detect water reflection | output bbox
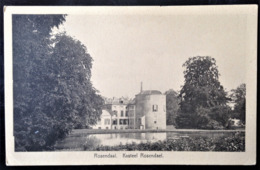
[89,132,167,146]
[166,131,229,139]
[54,131,241,151]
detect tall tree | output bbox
[50,34,104,127]
[176,56,230,129]
[13,15,67,151]
[165,89,180,126]
[230,84,246,124]
[13,15,103,151]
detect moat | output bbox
[54,129,245,151]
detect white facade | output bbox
[111,104,129,130]
[95,91,166,130]
[92,110,112,129]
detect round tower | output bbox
[135,90,166,129]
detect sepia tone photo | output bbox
[4,6,257,165]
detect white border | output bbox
[4,5,257,165]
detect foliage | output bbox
[213,132,245,151]
[176,56,230,129]
[209,105,232,128]
[165,89,180,126]
[50,34,104,127]
[204,119,224,130]
[13,15,103,151]
[175,114,196,129]
[83,136,102,150]
[193,107,211,129]
[84,132,245,152]
[230,84,246,124]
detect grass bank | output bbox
[73,128,245,135]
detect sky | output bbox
[58,12,247,98]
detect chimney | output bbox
[140,82,143,92]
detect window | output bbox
[113,110,117,117]
[112,120,117,125]
[121,110,124,117]
[119,119,128,125]
[120,119,124,125]
[106,127,109,129]
[98,127,101,129]
[125,111,128,117]
[105,119,110,125]
[153,105,158,112]
[163,105,166,112]
[154,121,157,124]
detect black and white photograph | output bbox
[4,6,257,165]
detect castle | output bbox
[92,83,166,130]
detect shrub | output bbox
[175,114,196,129]
[83,136,101,150]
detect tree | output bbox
[230,84,246,124]
[164,89,180,126]
[176,56,230,129]
[13,15,67,151]
[13,15,103,151]
[50,34,104,127]
[209,105,232,129]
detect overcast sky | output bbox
[59,12,247,98]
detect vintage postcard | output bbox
[4,5,257,165]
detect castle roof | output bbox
[104,97,131,105]
[138,90,162,95]
[128,98,136,105]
